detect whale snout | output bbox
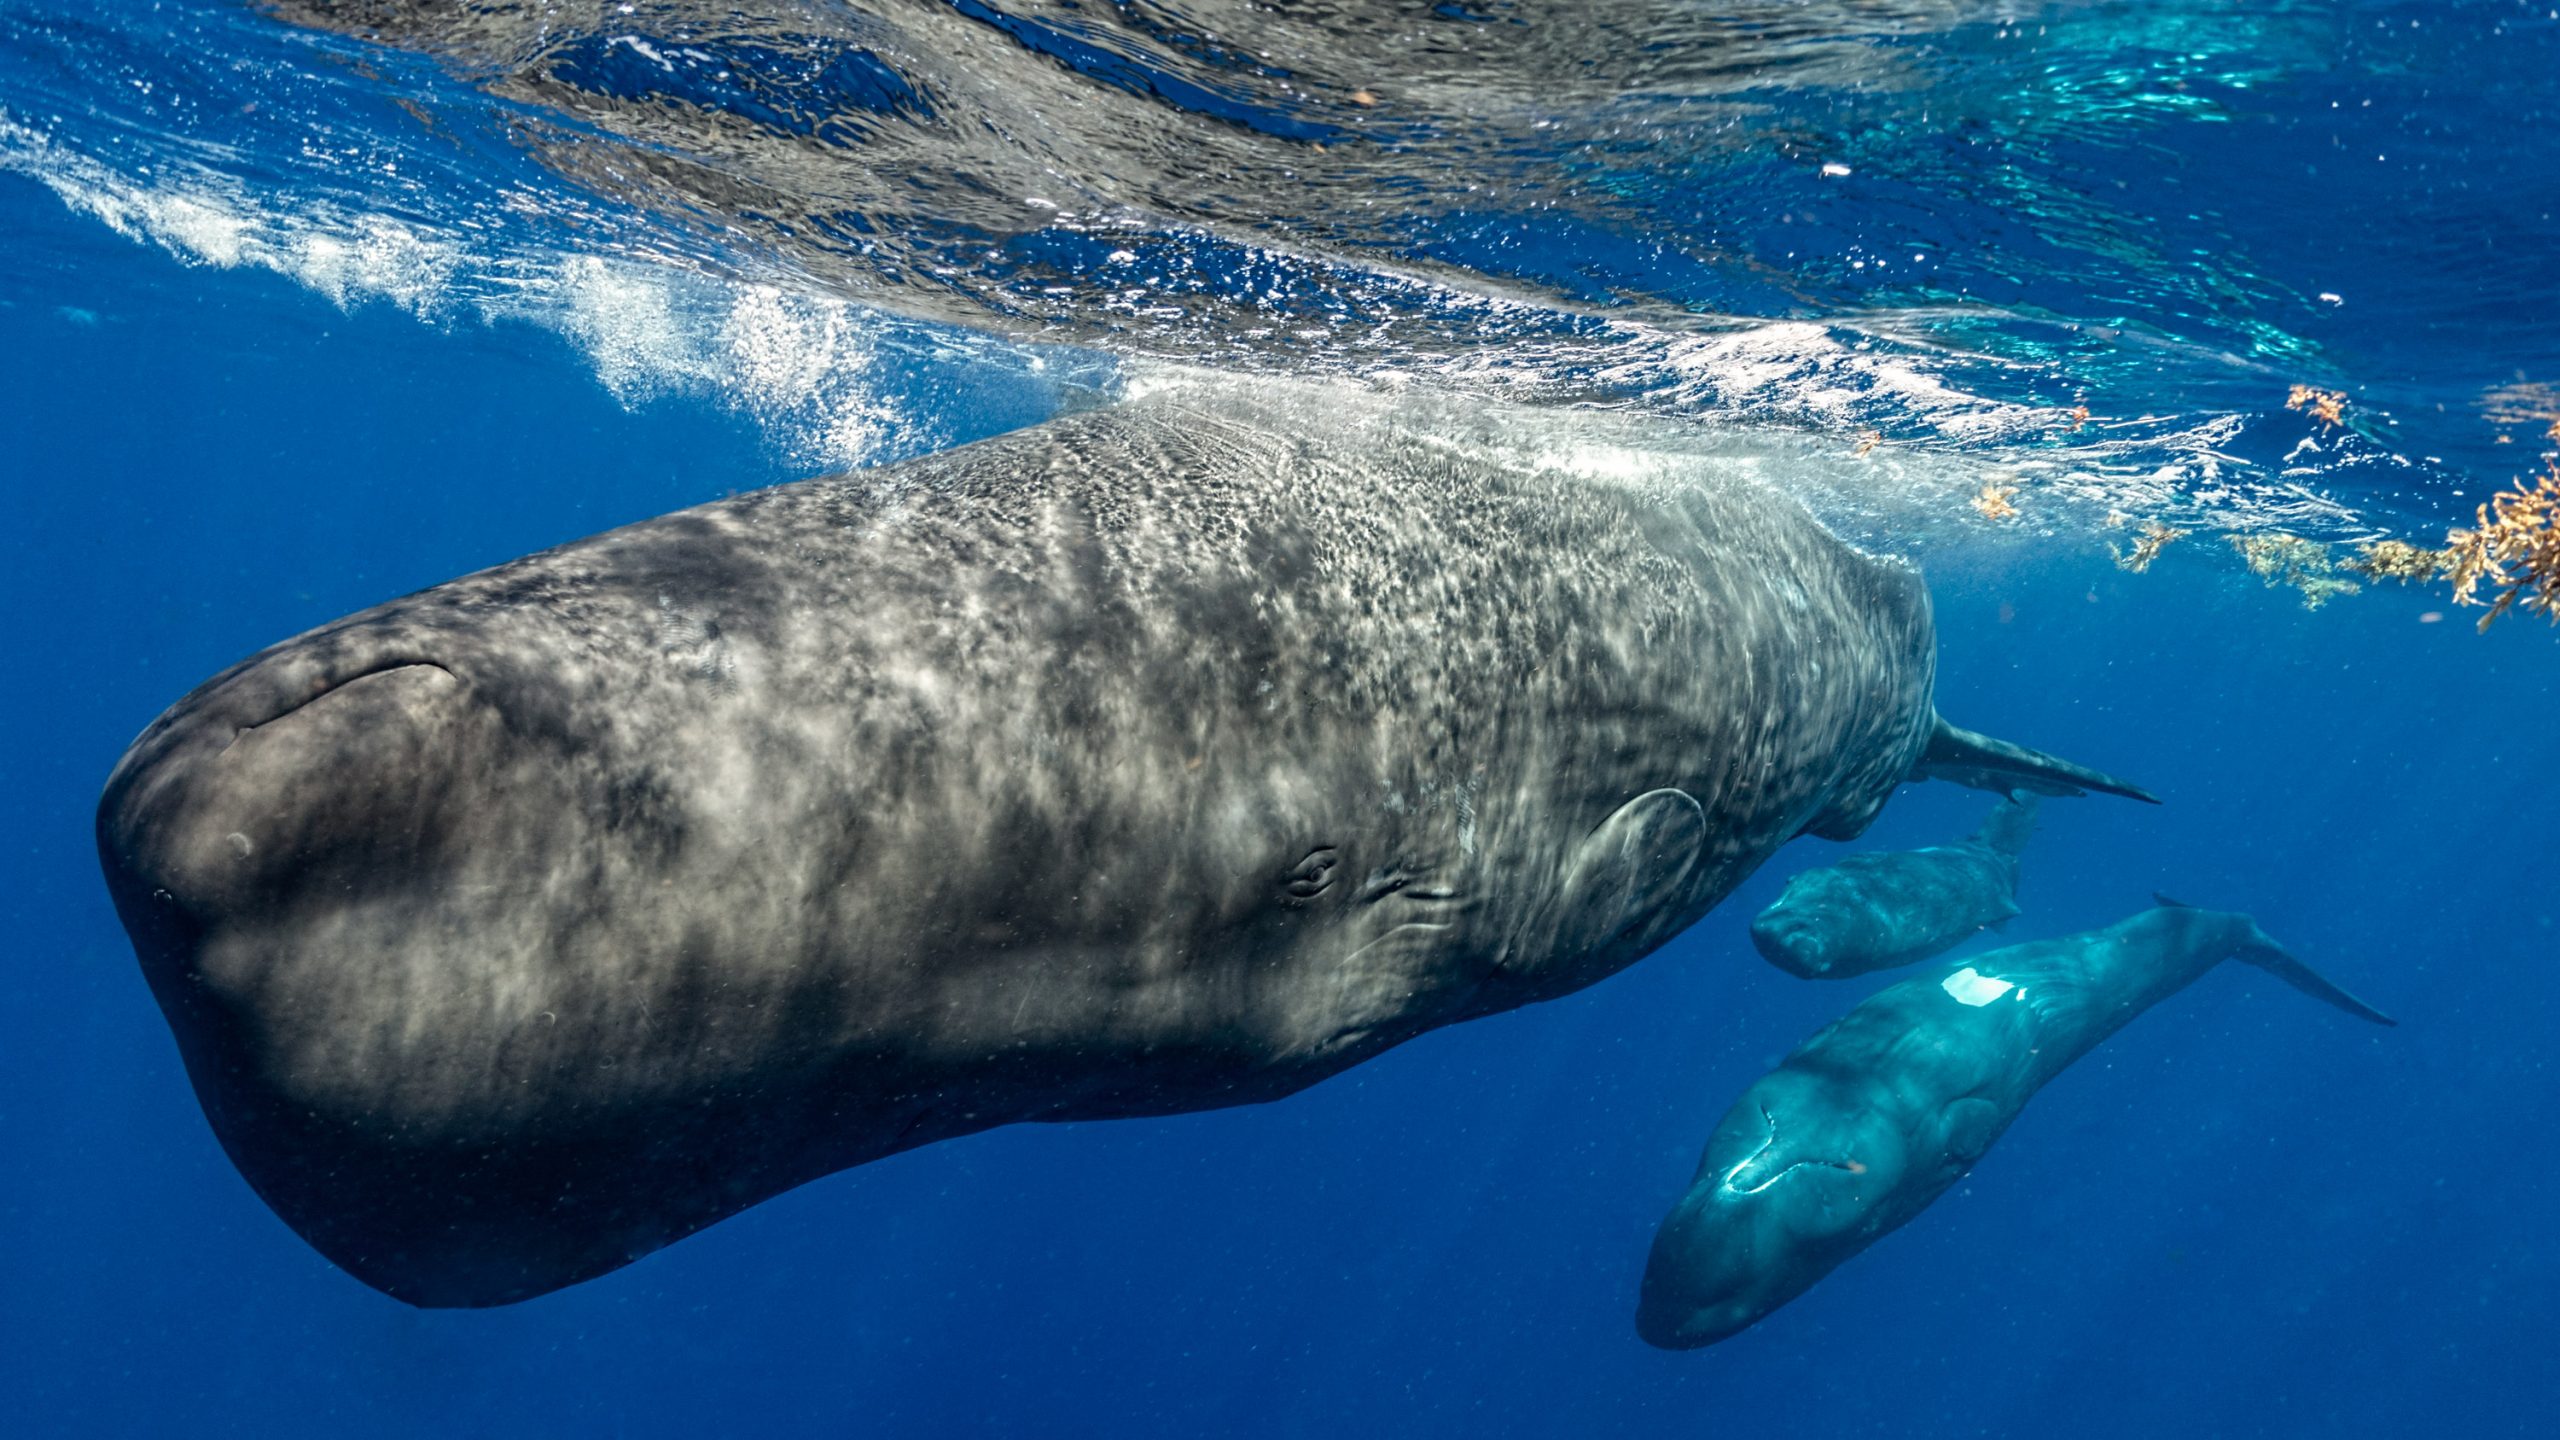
[1638,1079,1911,1349]
[94,614,823,1308]
[1748,909,1830,976]
[1635,1264,1766,1350]
[100,648,478,978]
[96,634,507,1145]
[94,635,607,1305]
[1637,1177,1815,1350]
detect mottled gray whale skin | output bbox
[97,388,2153,1307]
[1749,792,2040,978]
[1637,901,2393,1350]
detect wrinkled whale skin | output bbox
[103,392,2084,1306]
[1638,903,2391,1349]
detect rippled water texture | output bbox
[6,0,2558,554]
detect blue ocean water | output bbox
[3,1,2557,1434]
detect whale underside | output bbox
[97,387,2150,1305]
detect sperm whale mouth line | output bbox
[1723,1104,1871,1194]
[224,660,461,750]
[1722,1104,1788,1194]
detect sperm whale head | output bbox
[1747,875,1858,977]
[92,514,808,1307]
[1636,1071,1910,1349]
[95,597,630,1298]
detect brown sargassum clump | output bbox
[2113,518,2186,574]
[2287,384,2347,428]
[2229,532,2359,610]
[2445,466,2560,630]
[2343,539,2459,585]
[2309,461,2560,632]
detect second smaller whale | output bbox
[1639,899,2393,1350]
[1750,793,2041,978]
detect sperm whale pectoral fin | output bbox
[1939,1096,2007,1168]
[1545,788,1706,969]
[1912,714,2161,805]
[2238,938,2399,1027]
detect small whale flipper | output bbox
[1912,714,2160,804]
[2154,894,2395,1026]
[1551,788,1706,964]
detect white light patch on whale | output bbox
[1721,1105,1787,1195]
[1941,966,2016,1007]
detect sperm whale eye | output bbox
[1282,848,1340,899]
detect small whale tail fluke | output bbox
[2153,893,2398,1026]
[2244,950,2396,1025]
[1912,714,2161,804]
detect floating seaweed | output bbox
[2445,465,2560,631]
[2113,519,2187,574]
[2229,532,2360,610]
[2343,539,2459,586]
[2287,384,2347,428]
[1971,481,2020,522]
[2480,383,2560,442]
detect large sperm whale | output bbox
[1637,899,2392,1350]
[1749,792,2040,978]
[96,387,2154,1307]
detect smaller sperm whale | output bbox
[1637,899,2393,1350]
[1749,793,2040,978]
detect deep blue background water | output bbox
[8,2,2560,1436]
[8,163,2560,1440]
